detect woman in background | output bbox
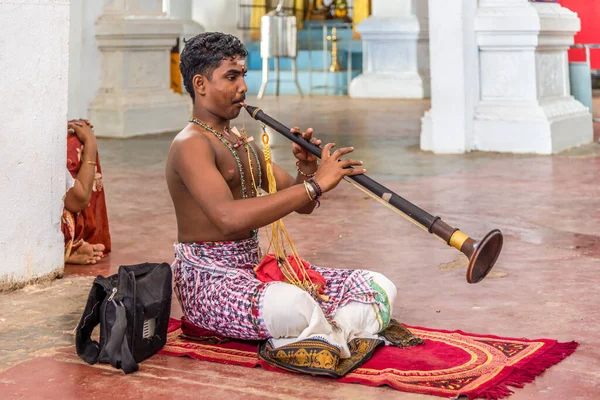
[62,119,111,265]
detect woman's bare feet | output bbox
[92,243,105,254]
[66,242,104,265]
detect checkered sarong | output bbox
[172,237,380,341]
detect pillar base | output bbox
[420,110,468,154]
[474,99,592,154]
[89,90,191,138]
[349,16,429,99]
[350,71,430,99]
[420,0,593,154]
[0,267,64,293]
[473,2,593,154]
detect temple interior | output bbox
[1,1,600,399]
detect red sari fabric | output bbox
[61,134,111,261]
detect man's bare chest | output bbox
[213,139,261,194]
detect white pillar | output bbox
[473,0,592,154]
[420,0,478,153]
[191,0,240,37]
[349,0,430,99]
[89,0,191,138]
[421,0,593,155]
[164,0,204,41]
[0,2,69,290]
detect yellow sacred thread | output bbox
[259,126,323,299]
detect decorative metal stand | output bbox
[327,27,342,72]
[257,2,303,99]
[307,22,353,95]
[257,56,303,99]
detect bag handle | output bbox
[75,276,138,374]
[104,300,139,374]
[75,276,112,365]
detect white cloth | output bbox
[261,271,397,358]
[66,167,75,193]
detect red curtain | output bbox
[558,0,600,69]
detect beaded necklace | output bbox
[189,117,262,237]
[189,117,262,198]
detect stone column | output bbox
[420,0,479,153]
[473,0,592,154]
[0,1,69,290]
[349,0,430,99]
[191,0,241,37]
[164,0,204,42]
[89,0,191,138]
[421,0,593,154]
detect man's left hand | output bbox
[291,127,321,163]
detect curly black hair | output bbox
[180,32,248,101]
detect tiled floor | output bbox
[1,97,599,399]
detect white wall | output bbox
[68,0,104,120]
[0,1,70,288]
[68,0,83,118]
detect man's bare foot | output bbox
[66,242,104,265]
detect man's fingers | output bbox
[344,167,366,176]
[321,143,335,160]
[338,159,363,168]
[302,128,314,140]
[290,127,315,140]
[332,146,354,160]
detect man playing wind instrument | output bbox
[166,32,421,375]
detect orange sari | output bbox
[62,134,111,262]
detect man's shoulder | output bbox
[172,127,215,155]
[168,127,217,173]
[173,126,210,145]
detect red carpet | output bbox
[159,319,577,399]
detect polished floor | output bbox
[1,96,599,399]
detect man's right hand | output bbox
[312,143,365,193]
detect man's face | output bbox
[200,56,247,120]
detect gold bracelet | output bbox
[84,161,97,165]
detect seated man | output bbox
[62,119,111,265]
[167,32,419,369]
